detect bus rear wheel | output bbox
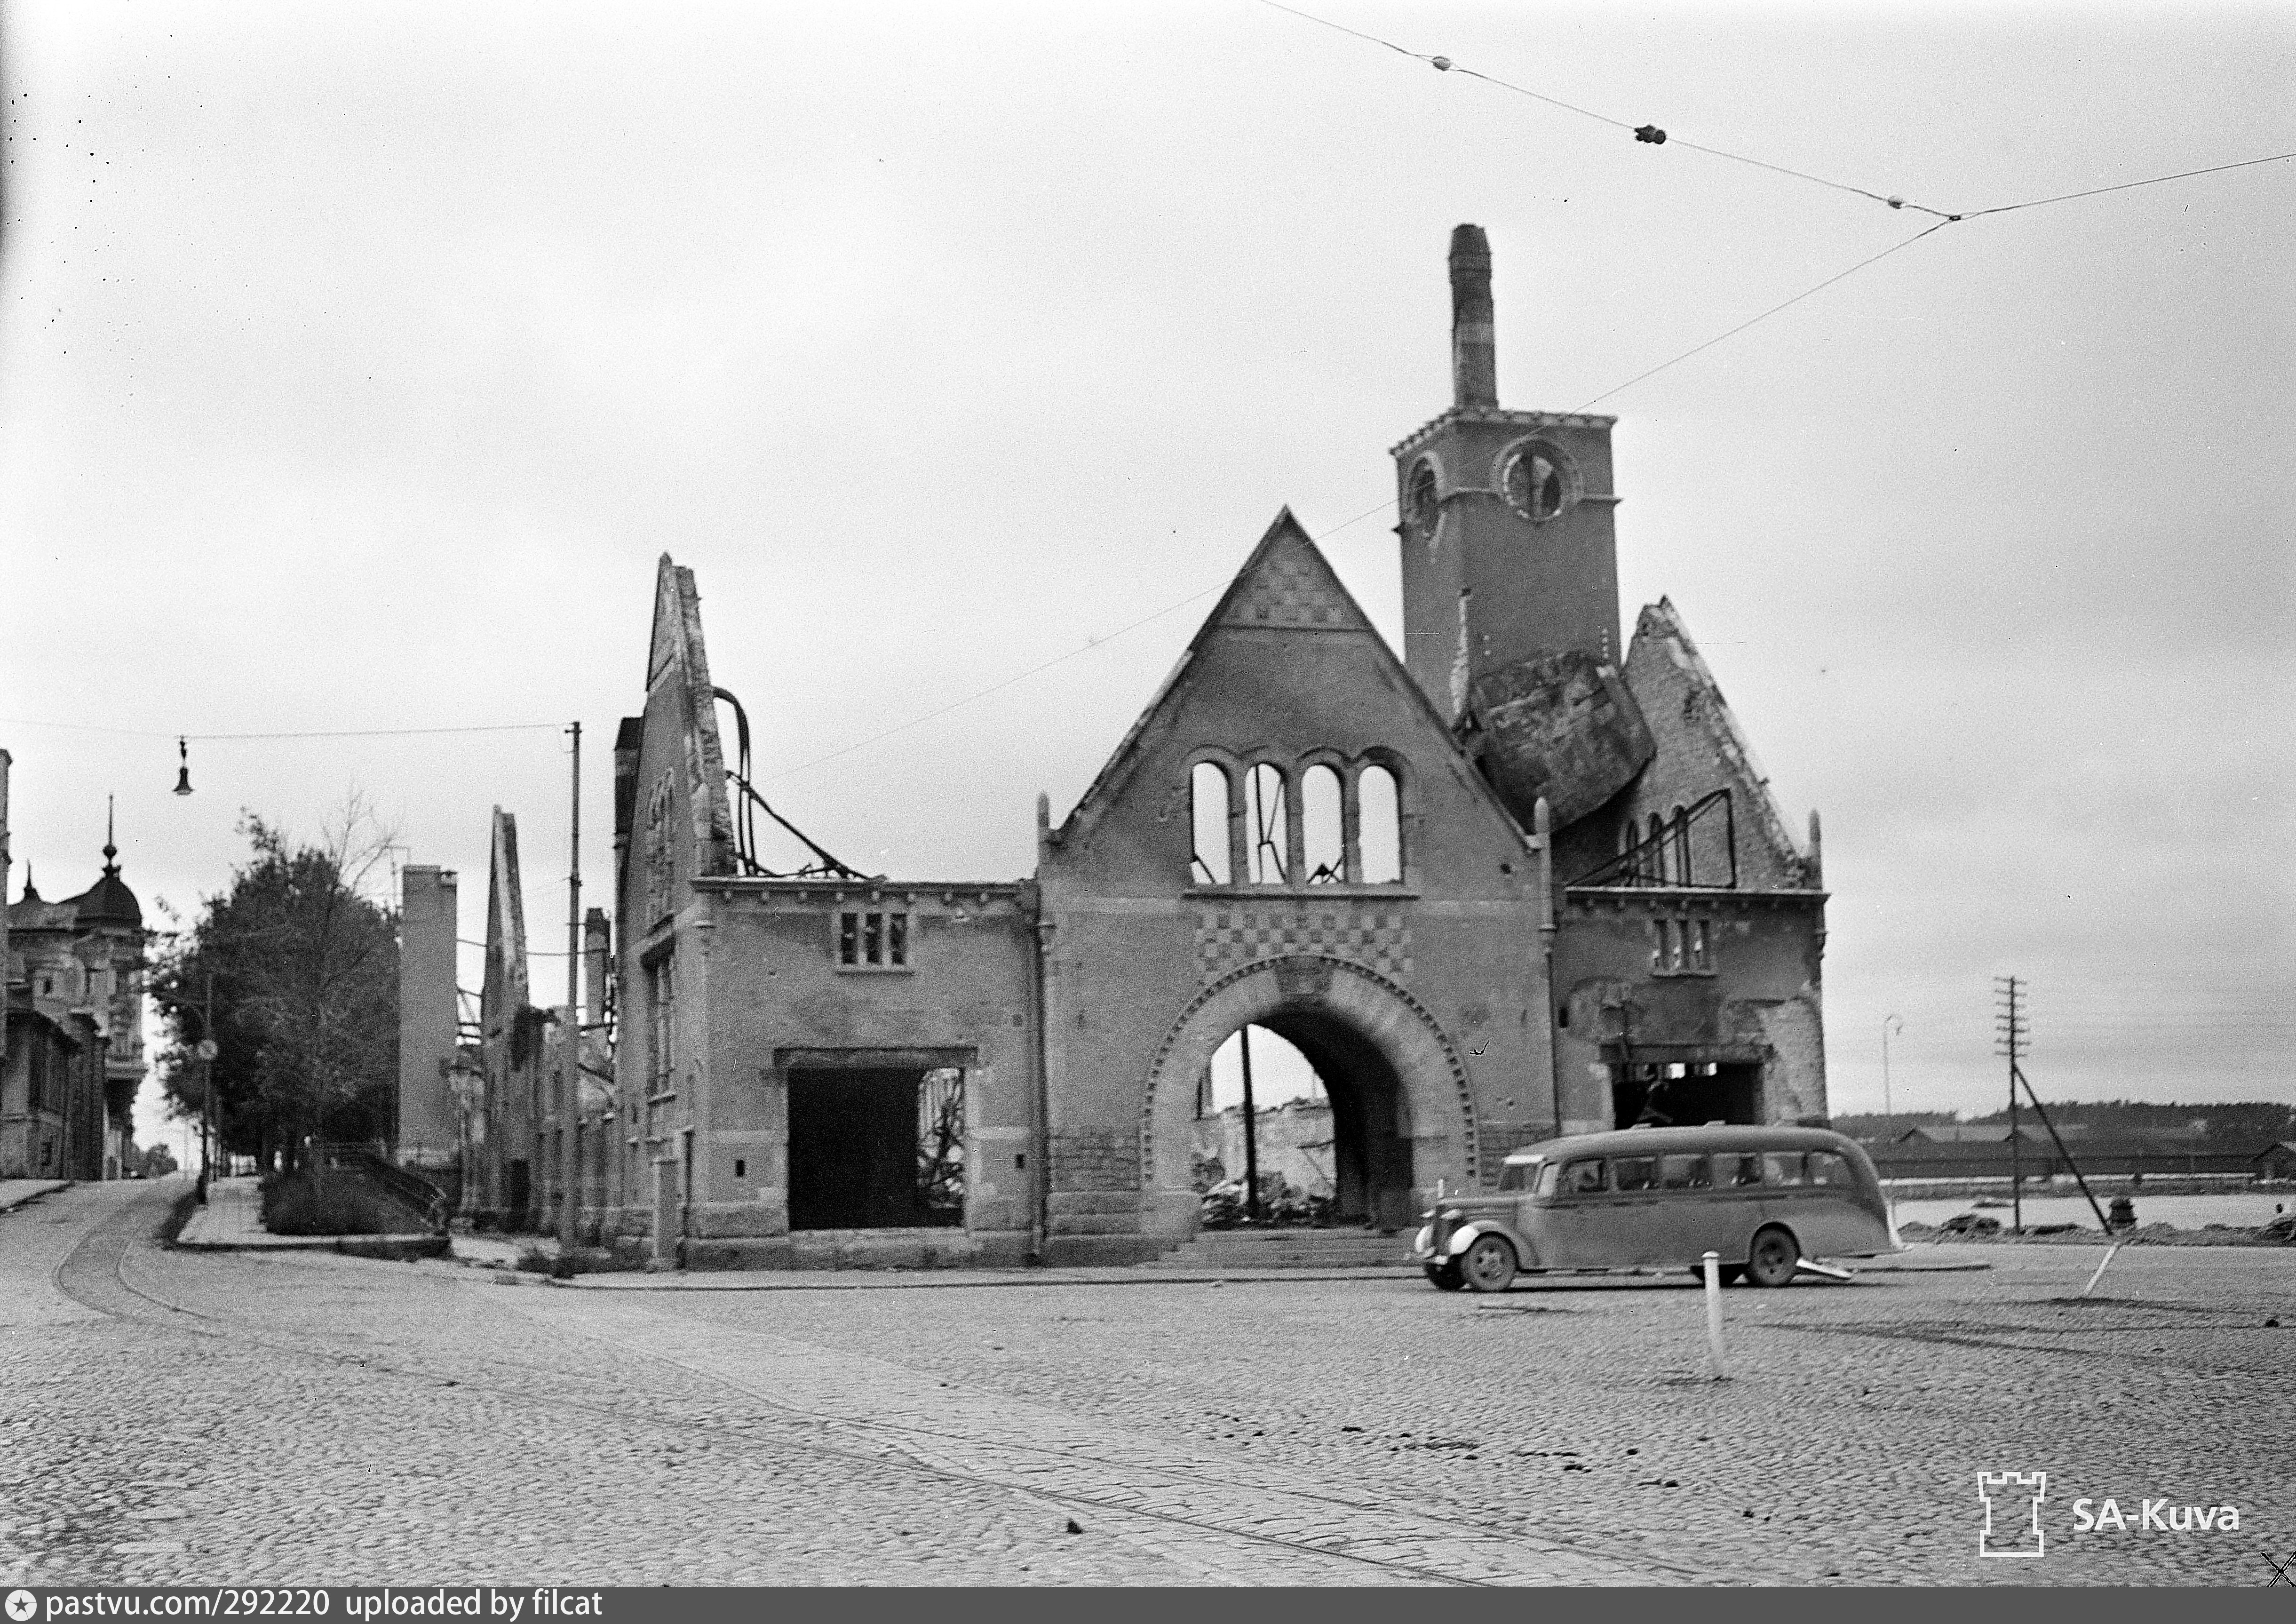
[1461,1234,1518,1294]
[1424,1260,1466,1291]
[1744,1225,1800,1288]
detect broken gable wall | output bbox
[477,808,541,1223]
[1548,600,1828,1128]
[1575,598,1817,890]
[609,559,1038,1269]
[607,557,739,1250]
[1039,514,1556,1259]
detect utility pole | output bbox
[1239,1026,1261,1223]
[195,972,217,1202]
[561,721,581,1254]
[1881,1014,1904,1222]
[1994,976,2028,1231]
[1881,1014,1904,1133]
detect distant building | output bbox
[394,864,462,1171]
[2,814,150,1180]
[1895,1124,2053,1146]
[1191,1094,1337,1202]
[2256,1142,2296,1182]
[1873,1122,2254,1180]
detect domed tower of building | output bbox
[3,804,151,1180]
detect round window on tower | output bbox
[1404,459,1441,543]
[1501,441,1575,523]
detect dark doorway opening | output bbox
[1610,1061,1760,1129]
[787,1067,965,1230]
[506,1158,531,1219]
[1193,1012,1414,1231]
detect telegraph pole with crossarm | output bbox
[1994,976,2029,1231]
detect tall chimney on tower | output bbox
[1449,223,1497,408]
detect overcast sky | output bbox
[3,1,2289,1158]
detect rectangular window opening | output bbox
[835,911,911,969]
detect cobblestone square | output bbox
[5,1181,2288,1587]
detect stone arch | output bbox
[1139,955,1478,1238]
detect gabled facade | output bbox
[598,557,1039,1266]
[1038,511,1554,1249]
[1546,598,1830,1132]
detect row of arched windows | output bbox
[1618,807,1692,885]
[1190,758,1403,887]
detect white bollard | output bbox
[1701,1250,1730,1381]
[2081,1243,2121,1299]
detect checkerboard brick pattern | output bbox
[1195,907,1411,979]
[1221,541,1366,629]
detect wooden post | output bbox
[560,721,581,1255]
[1702,1250,1730,1380]
[1239,1027,1261,1222]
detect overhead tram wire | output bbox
[1254,0,2295,228]
[0,718,564,741]
[1255,0,1957,219]
[1254,5,2296,435]
[770,495,1399,783]
[1572,221,1951,411]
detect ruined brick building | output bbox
[432,227,1829,1265]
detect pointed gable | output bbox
[1216,521,1374,633]
[1051,509,1528,891]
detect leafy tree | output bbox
[138,1143,179,1178]
[151,801,399,1170]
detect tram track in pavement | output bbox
[56,1186,1685,1587]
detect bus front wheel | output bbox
[1744,1225,1800,1288]
[1461,1234,1519,1294]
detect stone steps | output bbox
[1147,1226,1414,1270]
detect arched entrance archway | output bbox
[1141,955,1477,1239]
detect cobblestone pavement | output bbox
[4,1180,2290,1587]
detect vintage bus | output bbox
[1412,1124,1899,1292]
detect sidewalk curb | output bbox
[0,1180,73,1215]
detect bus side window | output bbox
[1722,1154,1763,1188]
[1659,1153,1710,1190]
[1613,1157,1659,1193]
[1564,1159,1607,1195]
[1762,1152,1807,1186]
[1807,1151,1851,1188]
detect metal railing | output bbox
[1567,788,1737,889]
[318,1142,452,1233]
